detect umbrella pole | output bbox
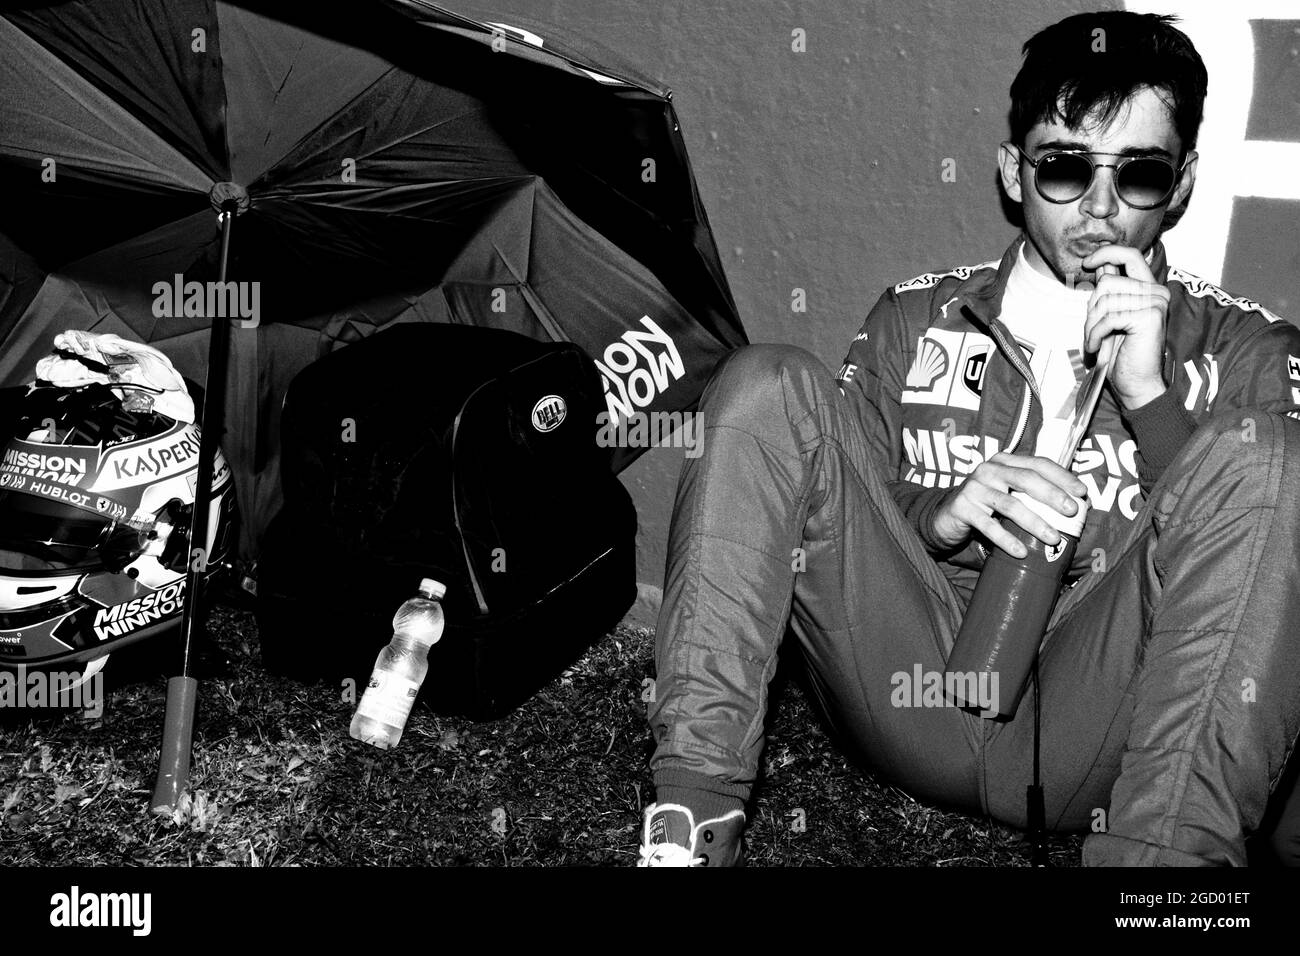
[151,200,239,814]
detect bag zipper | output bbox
[450,376,495,616]
[449,351,579,617]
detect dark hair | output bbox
[1010,12,1208,151]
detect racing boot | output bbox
[636,802,746,867]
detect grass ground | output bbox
[0,606,1084,866]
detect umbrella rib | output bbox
[483,214,568,345]
[515,283,568,344]
[2,119,203,191]
[297,104,497,170]
[264,58,300,146]
[0,18,210,192]
[263,175,531,204]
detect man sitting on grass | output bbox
[639,10,1300,867]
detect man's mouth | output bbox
[1067,235,1121,259]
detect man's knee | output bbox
[1156,409,1297,514]
[703,344,834,418]
[1185,408,1293,461]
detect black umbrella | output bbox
[0,0,746,809]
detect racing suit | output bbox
[647,232,1300,865]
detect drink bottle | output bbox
[948,280,1119,720]
[945,492,1086,718]
[349,578,446,749]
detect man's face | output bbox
[998,85,1198,284]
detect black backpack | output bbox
[256,324,637,719]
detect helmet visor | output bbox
[0,489,138,571]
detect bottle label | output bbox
[1011,489,1088,538]
[355,668,422,729]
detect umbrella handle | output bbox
[150,676,198,814]
[150,201,239,814]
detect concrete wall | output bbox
[453,0,1300,622]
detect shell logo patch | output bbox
[905,338,949,391]
[901,329,994,411]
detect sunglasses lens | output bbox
[1117,158,1176,208]
[1035,153,1093,202]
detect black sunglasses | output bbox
[1011,144,1189,210]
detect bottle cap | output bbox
[418,578,446,600]
[1010,489,1087,539]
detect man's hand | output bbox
[929,453,1088,559]
[1081,245,1169,410]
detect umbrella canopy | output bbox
[0,0,747,554]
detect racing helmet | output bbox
[0,383,237,688]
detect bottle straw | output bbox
[1056,264,1123,468]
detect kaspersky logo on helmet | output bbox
[95,424,202,492]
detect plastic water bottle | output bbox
[349,578,446,749]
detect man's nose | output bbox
[1080,165,1120,219]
